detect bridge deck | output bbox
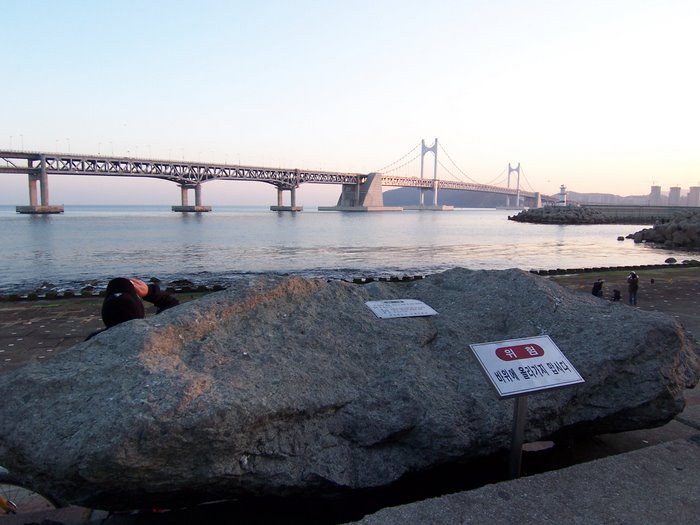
[0,150,546,200]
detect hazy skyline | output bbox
[2,0,698,207]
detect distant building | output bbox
[668,186,682,206]
[688,186,700,207]
[649,185,662,206]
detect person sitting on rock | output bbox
[591,278,604,298]
[85,277,179,340]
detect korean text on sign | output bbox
[469,335,584,398]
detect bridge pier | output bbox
[319,173,402,212]
[404,181,453,211]
[172,183,211,212]
[16,156,64,214]
[270,186,303,212]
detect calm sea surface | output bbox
[0,205,693,294]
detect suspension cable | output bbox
[380,152,422,174]
[482,166,508,186]
[437,142,482,183]
[375,143,421,173]
[438,142,512,188]
[519,167,536,192]
[377,141,529,193]
[436,159,463,181]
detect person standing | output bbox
[627,271,639,305]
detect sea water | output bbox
[0,205,693,294]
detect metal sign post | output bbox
[509,395,528,479]
[469,335,584,479]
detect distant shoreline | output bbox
[2,262,698,303]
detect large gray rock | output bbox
[0,268,698,511]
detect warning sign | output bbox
[365,299,438,319]
[469,335,584,398]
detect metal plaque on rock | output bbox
[365,299,438,319]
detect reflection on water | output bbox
[0,205,694,293]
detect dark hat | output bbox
[101,278,145,328]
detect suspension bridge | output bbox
[0,139,553,213]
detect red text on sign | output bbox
[495,343,544,361]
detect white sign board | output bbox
[469,335,584,398]
[365,299,438,319]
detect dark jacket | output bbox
[627,275,639,292]
[85,283,179,340]
[143,283,180,313]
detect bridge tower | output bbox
[419,138,439,208]
[506,163,521,207]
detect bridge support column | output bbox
[319,173,402,212]
[172,183,211,212]
[28,173,39,207]
[270,186,303,212]
[180,185,189,207]
[16,156,64,214]
[195,183,203,207]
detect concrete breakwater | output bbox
[628,210,700,249]
[583,204,700,223]
[509,204,700,225]
[529,260,700,276]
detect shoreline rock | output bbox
[0,268,698,511]
[508,206,612,224]
[628,211,700,249]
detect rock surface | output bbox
[508,206,611,224]
[628,211,700,248]
[0,268,698,511]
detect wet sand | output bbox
[549,265,700,336]
[0,292,204,374]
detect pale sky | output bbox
[2,0,698,206]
